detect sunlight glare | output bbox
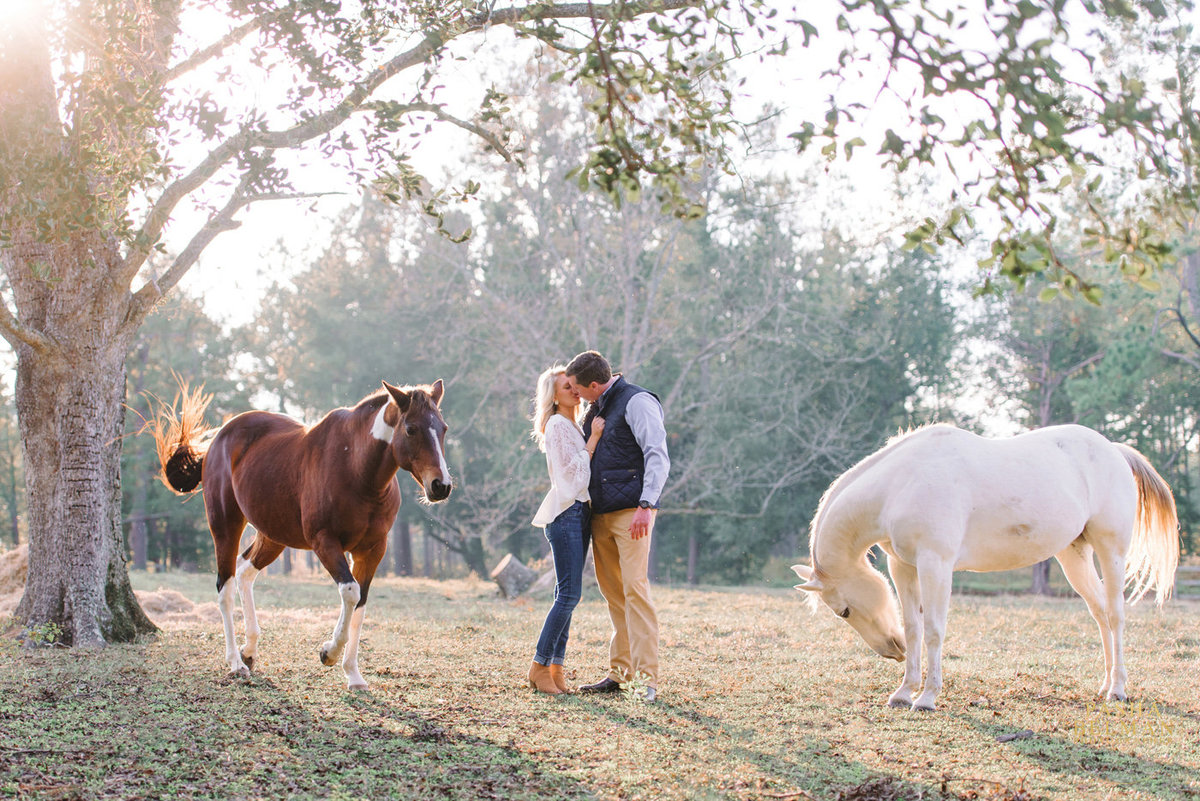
[0,0,44,26]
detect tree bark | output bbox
[490,553,538,599]
[12,341,157,646]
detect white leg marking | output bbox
[887,556,922,709]
[321,581,361,667]
[371,404,395,442]
[235,557,262,663]
[343,606,368,690]
[218,580,250,678]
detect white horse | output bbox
[792,424,1179,712]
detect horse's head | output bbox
[792,562,905,662]
[380,379,453,502]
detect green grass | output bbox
[2,572,1198,800]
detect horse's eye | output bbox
[406,425,417,436]
[839,608,851,619]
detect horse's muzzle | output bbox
[427,479,452,502]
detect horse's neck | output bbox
[810,429,933,574]
[814,520,878,575]
[341,406,401,491]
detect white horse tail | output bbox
[1114,443,1180,607]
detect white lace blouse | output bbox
[532,414,591,527]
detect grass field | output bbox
[2,571,1198,800]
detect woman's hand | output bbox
[586,417,605,456]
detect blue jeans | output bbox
[534,501,591,665]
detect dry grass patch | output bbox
[0,571,1197,800]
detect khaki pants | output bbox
[590,507,659,688]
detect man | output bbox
[565,350,669,703]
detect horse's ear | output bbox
[383,381,411,413]
[791,563,823,592]
[429,379,444,406]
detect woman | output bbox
[528,365,604,695]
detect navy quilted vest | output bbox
[583,376,658,514]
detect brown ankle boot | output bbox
[528,661,562,695]
[548,663,572,693]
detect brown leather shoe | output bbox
[548,663,572,693]
[528,661,562,695]
[579,677,622,694]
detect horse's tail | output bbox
[1115,443,1180,607]
[144,380,216,494]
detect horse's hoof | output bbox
[319,645,341,667]
[1106,691,1128,703]
[240,652,255,672]
[888,698,912,709]
[913,703,937,713]
[348,682,368,691]
[229,665,251,680]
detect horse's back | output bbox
[207,410,306,476]
[203,411,309,540]
[843,424,1136,571]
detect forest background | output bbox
[0,0,1198,596]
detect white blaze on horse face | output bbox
[371,404,395,442]
[429,426,451,485]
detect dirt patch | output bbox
[0,544,28,595]
[135,588,225,627]
[0,545,28,618]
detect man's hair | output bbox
[566,350,612,387]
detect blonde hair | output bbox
[531,365,572,451]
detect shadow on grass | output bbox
[566,690,990,801]
[961,713,1198,800]
[0,651,599,801]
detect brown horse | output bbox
[150,380,452,689]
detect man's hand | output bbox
[630,506,655,540]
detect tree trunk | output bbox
[12,340,157,646]
[1031,559,1053,596]
[130,511,149,572]
[460,536,488,579]
[687,532,699,585]
[423,529,435,578]
[391,514,412,576]
[127,344,150,572]
[490,553,538,598]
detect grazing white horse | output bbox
[793,424,1178,712]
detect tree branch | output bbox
[0,293,55,354]
[120,0,702,293]
[163,13,278,84]
[363,101,515,161]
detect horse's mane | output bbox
[808,424,952,572]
